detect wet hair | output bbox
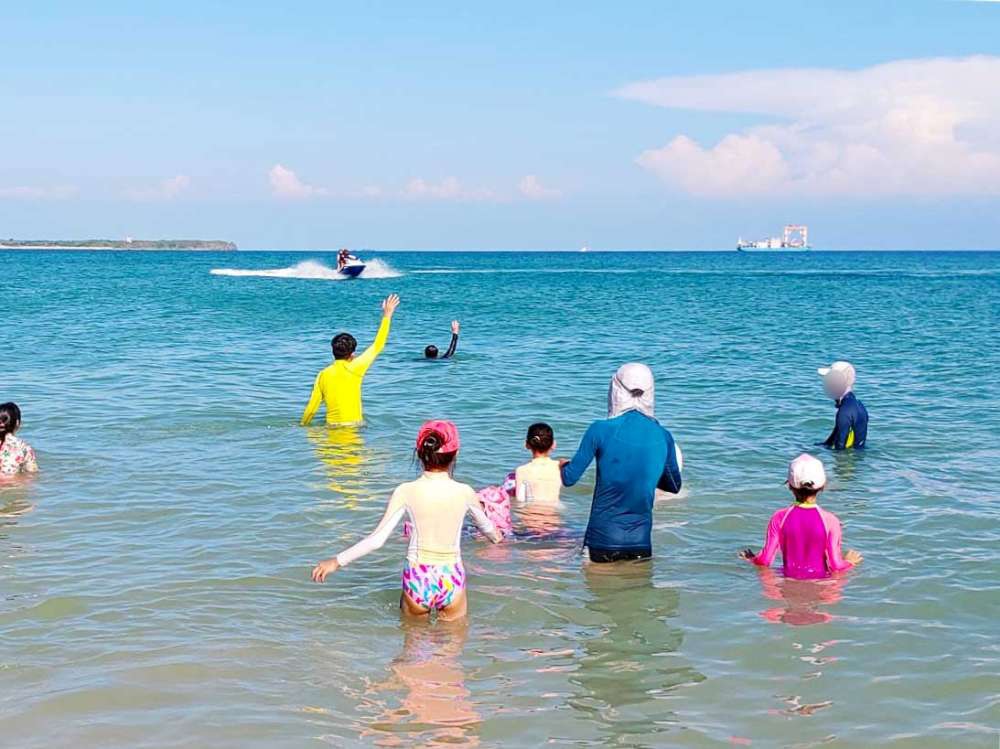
[526,422,554,453]
[424,345,439,359]
[331,332,357,360]
[791,485,823,503]
[416,430,457,472]
[0,402,22,448]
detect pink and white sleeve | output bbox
[752,509,786,567]
[335,488,407,567]
[820,509,854,572]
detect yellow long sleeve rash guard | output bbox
[300,316,391,425]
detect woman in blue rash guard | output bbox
[560,363,683,563]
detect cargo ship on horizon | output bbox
[737,224,810,251]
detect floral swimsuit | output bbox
[0,435,37,476]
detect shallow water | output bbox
[2,250,998,748]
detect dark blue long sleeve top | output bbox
[822,391,868,449]
[560,410,682,552]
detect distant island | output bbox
[0,238,237,251]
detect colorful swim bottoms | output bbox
[401,561,466,611]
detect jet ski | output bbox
[338,259,366,278]
[336,250,366,278]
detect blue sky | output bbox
[2,0,999,249]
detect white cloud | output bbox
[518,175,562,200]
[269,164,328,199]
[266,167,556,202]
[617,55,1000,196]
[402,176,496,202]
[125,175,191,201]
[160,175,190,198]
[0,185,77,200]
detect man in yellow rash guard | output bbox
[301,293,400,426]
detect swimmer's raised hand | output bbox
[844,549,863,565]
[381,294,400,318]
[451,320,460,334]
[738,547,756,561]
[311,557,341,582]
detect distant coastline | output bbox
[0,239,237,251]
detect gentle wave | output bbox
[5,249,999,748]
[412,268,1000,278]
[210,259,402,280]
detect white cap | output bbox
[817,361,856,399]
[786,453,827,491]
[817,360,855,379]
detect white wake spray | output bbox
[210,258,402,280]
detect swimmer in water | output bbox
[312,420,502,620]
[740,453,862,579]
[0,402,38,476]
[300,294,400,426]
[515,422,561,505]
[817,360,868,449]
[424,320,460,359]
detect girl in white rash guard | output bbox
[312,420,502,620]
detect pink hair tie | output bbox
[415,420,461,453]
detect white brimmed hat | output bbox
[786,453,827,491]
[817,360,855,379]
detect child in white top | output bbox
[312,420,501,621]
[515,422,561,506]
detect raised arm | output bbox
[466,490,502,543]
[300,372,323,426]
[348,294,399,375]
[560,422,600,487]
[441,320,459,359]
[312,489,407,581]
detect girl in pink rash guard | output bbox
[741,454,863,580]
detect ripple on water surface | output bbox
[1,250,999,748]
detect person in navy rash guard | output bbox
[817,361,868,450]
[560,363,683,563]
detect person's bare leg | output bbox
[400,592,431,620]
[437,589,468,622]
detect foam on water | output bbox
[210,258,402,280]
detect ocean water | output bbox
[1,249,998,748]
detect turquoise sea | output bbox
[1,250,998,748]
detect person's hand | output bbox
[382,293,400,318]
[311,557,340,582]
[451,320,460,334]
[844,549,863,565]
[558,458,569,469]
[739,547,756,561]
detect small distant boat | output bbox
[580,245,590,253]
[338,259,366,278]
